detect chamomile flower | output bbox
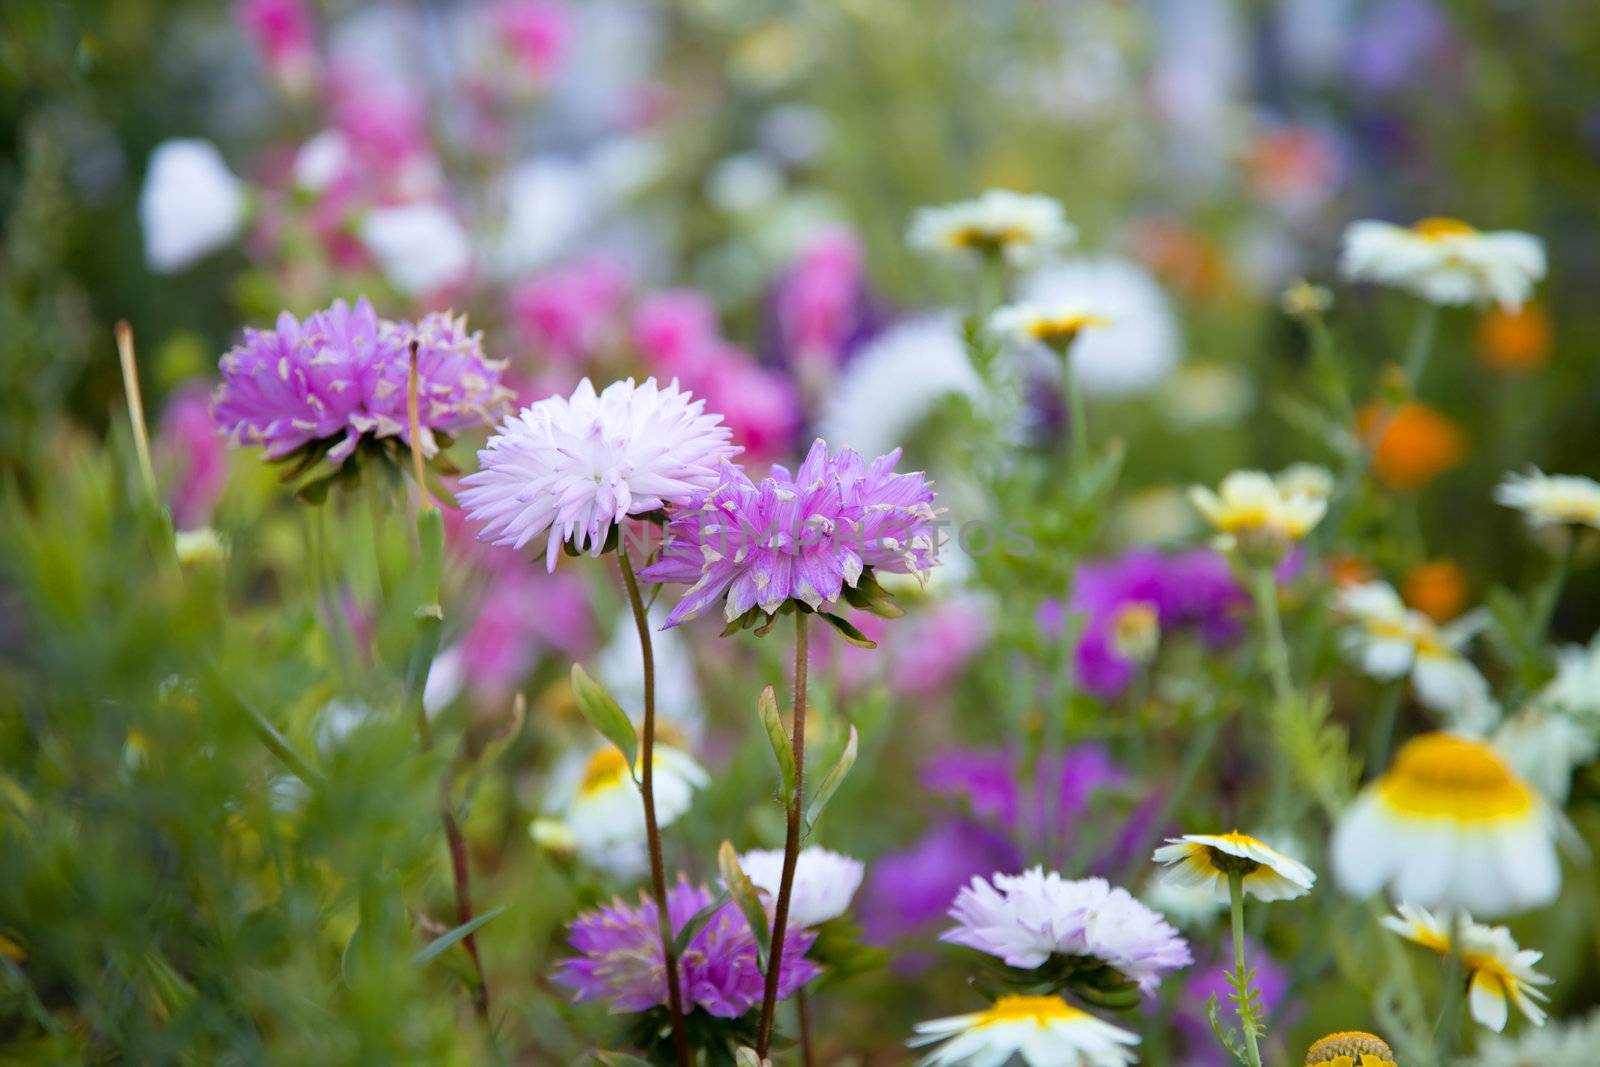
[1276,462,1334,502]
[1382,905,1552,1031]
[1494,469,1600,530]
[1303,1031,1397,1067]
[909,995,1140,1067]
[1332,733,1559,916]
[1340,218,1546,310]
[990,302,1110,353]
[908,190,1075,268]
[1152,832,1316,903]
[1189,469,1326,564]
[545,743,708,874]
[1019,257,1182,396]
[1335,580,1499,733]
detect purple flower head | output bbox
[158,382,228,529]
[942,867,1192,994]
[924,744,1128,842]
[459,377,739,571]
[640,439,940,628]
[554,879,819,1018]
[212,297,512,467]
[860,819,1023,948]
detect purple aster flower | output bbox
[942,867,1192,995]
[924,744,1128,843]
[458,377,738,571]
[860,820,1023,948]
[640,438,939,628]
[212,297,511,466]
[553,879,819,1018]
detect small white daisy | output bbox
[1018,257,1182,397]
[1152,831,1316,903]
[1494,469,1600,530]
[1340,217,1546,310]
[1382,904,1552,1032]
[908,189,1075,268]
[909,995,1139,1067]
[1189,469,1326,563]
[545,742,708,875]
[139,139,248,273]
[738,846,865,928]
[1472,1007,1600,1067]
[990,302,1110,353]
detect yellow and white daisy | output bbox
[1021,257,1182,397]
[1302,1030,1399,1067]
[908,190,1075,268]
[1339,217,1546,310]
[1152,831,1316,903]
[1382,904,1552,1032]
[1189,469,1327,564]
[909,995,1139,1067]
[1276,463,1334,502]
[989,302,1110,353]
[1335,581,1499,733]
[1332,733,1558,916]
[1494,469,1600,530]
[545,741,708,875]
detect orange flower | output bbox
[1357,402,1467,491]
[1128,217,1228,300]
[1328,553,1375,588]
[1476,304,1551,373]
[1402,559,1468,622]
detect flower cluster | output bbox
[642,439,940,630]
[1341,217,1545,309]
[1383,904,1551,1031]
[212,297,511,467]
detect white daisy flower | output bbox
[1472,1007,1600,1067]
[359,201,474,297]
[1189,469,1326,563]
[815,315,983,461]
[139,139,248,273]
[460,377,739,571]
[1152,831,1316,903]
[909,995,1139,1067]
[989,302,1110,353]
[1018,257,1183,396]
[738,846,865,928]
[1335,581,1499,733]
[545,742,708,875]
[908,189,1075,268]
[1332,733,1559,917]
[1339,217,1546,310]
[1494,469,1600,530]
[1382,904,1552,1032]
[1493,635,1600,802]
[1276,462,1334,501]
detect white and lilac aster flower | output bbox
[739,846,866,928]
[942,867,1191,994]
[553,879,819,1018]
[212,297,511,466]
[640,439,940,628]
[459,377,738,571]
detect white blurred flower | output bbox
[292,129,350,193]
[495,158,600,276]
[1472,1008,1600,1067]
[1495,469,1600,530]
[1340,218,1546,310]
[139,139,248,273]
[908,189,1074,268]
[546,743,708,876]
[360,201,472,296]
[1493,635,1600,802]
[1019,258,1181,396]
[911,995,1139,1067]
[1276,463,1334,501]
[706,153,784,215]
[989,302,1109,353]
[1160,361,1255,429]
[739,846,865,927]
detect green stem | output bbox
[1121,716,1220,883]
[1228,871,1264,1067]
[617,548,691,1067]
[1366,677,1406,780]
[1250,567,1294,704]
[1064,355,1089,476]
[757,611,810,1058]
[1532,530,1578,642]
[1435,910,1467,1066]
[1402,303,1440,397]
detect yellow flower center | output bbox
[950,224,1030,253]
[1112,602,1160,662]
[1305,1030,1397,1067]
[1029,313,1110,347]
[1377,733,1535,821]
[1199,831,1267,877]
[579,748,632,797]
[1411,217,1477,240]
[973,995,1084,1029]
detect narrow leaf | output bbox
[819,611,877,649]
[717,841,771,964]
[805,724,858,827]
[412,904,508,967]
[671,890,731,956]
[570,664,638,770]
[758,686,796,803]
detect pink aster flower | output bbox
[942,867,1191,995]
[633,290,721,379]
[554,879,819,1018]
[458,377,738,570]
[157,382,229,529]
[212,297,509,466]
[237,0,318,92]
[640,439,940,628]
[508,254,629,362]
[773,227,868,367]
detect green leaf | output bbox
[805,724,858,828]
[818,612,877,649]
[570,664,638,771]
[718,841,771,966]
[671,889,731,956]
[758,686,796,803]
[412,904,508,967]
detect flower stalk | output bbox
[757,611,810,1058]
[1227,870,1265,1067]
[113,321,160,505]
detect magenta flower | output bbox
[237,0,317,90]
[640,439,939,629]
[157,382,228,529]
[212,298,511,468]
[554,879,819,1018]
[508,255,629,362]
[772,227,872,367]
[491,0,572,79]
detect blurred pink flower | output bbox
[237,0,318,92]
[632,290,720,378]
[492,0,572,82]
[158,383,228,530]
[774,227,867,367]
[508,255,630,362]
[889,596,994,697]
